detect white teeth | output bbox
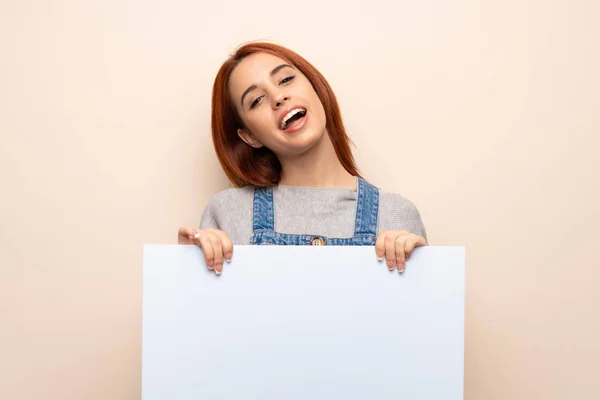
[280,108,306,130]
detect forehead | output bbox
[229,52,291,92]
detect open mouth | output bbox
[279,108,307,130]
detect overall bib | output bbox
[250,177,380,246]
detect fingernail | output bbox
[225,253,232,262]
[377,257,383,262]
[398,268,405,273]
[387,260,394,268]
[193,232,200,238]
[215,269,222,276]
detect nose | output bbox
[273,93,290,109]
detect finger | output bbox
[211,230,234,262]
[375,232,387,261]
[197,235,215,270]
[178,226,195,237]
[209,234,224,275]
[395,235,407,273]
[405,235,428,261]
[178,227,197,244]
[404,236,419,263]
[385,235,396,270]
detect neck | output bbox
[277,131,357,189]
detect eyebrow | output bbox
[240,64,293,107]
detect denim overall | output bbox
[250,177,379,246]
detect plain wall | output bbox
[1,1,598,399]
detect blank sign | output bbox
[142,245,465,399]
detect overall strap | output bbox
[353,178,380,237]
[252,186,276,232]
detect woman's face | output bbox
[228,52,328,158]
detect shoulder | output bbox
[376,188,428,241]
[378,190,421,217]
[199,186,254,229]
[204,186,254,212]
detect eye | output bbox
[280,75,295,85]
[249,95,263,110]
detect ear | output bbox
[237,128,264,149]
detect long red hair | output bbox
[211,42,362,187]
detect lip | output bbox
[278,105,307,130]
[282,110,309,134]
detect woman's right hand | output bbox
[178,227,233,275]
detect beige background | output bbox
[1,1,598,399]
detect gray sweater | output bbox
[199,183,428,245]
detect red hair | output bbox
[211,42,362,188]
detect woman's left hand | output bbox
[375,230,428,273]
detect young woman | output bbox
[178,42,428,275]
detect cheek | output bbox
[244,109,275,137]
[313,95,327,124]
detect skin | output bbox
[179,52,427,275]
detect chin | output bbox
[283,128,327,156]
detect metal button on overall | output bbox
[311,237,324,246]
